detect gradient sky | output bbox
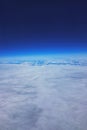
[0,0,87,56]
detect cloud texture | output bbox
[0,58,87,130]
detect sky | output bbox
[0,0,87,56]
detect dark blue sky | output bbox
[0,0,87,56]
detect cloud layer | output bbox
[0,58,87,130]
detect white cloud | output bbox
[0,57,87,130]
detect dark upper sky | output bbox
[0,0,87,56]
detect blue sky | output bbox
[0,0,87,56]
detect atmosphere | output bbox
[0,0,87,56]
[0,1,87,130]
